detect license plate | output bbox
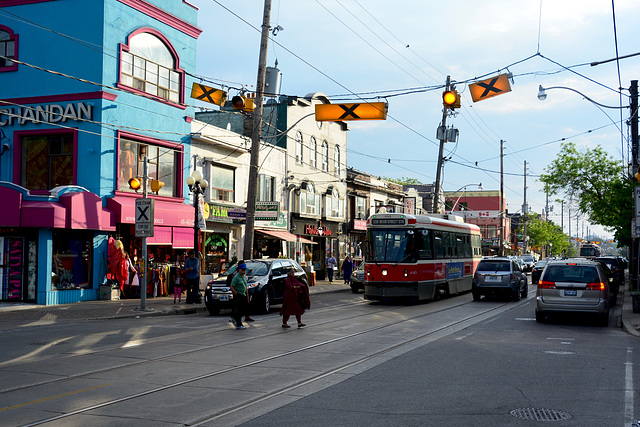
[485,275,501,282]
[564,290,577,296]
[218,295,229,301]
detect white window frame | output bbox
[334,145,340,176]
[322,141,329,172]
[310,136,317,169]
[295,131,303,164]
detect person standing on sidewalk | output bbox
[173,267,183,304]
[325,252,337,284]
[230,263,249,330]
[184,250,200,304]
[341,256,354,285]
[280,269,310,328]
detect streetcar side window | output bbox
[456,235,463,258]
[434,231,444,258]
[444,232,454,257]
[463,235,471,258]
[419,229,433,259]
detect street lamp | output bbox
[449,183,483,212]
[186,170,208,255]
[537,85,625,109]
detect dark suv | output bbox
[472,257,528,301]
[594,256,624,292]
[204,259,308,316]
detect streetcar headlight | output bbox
[404,269,408,277]
[382,269,388,276]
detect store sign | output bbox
[305,224,332,236]
[353,219,367,231]
[256,211,287,229]
[208,203,233,223]
[255,201,279,221]
[404,197,416,215]
[227,207,247,218]
[0,102,93,126]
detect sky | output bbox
[192,0,640,241]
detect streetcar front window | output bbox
[370,229,419,262]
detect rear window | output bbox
[477,261,510,272]
[543,265,600,283]
[520,256,534,262]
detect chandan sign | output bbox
[0,102,93,126]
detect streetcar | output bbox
[579,242,602,259]
[363,212,482,302]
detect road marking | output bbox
[0,383,111,412]
[625,347,634,425]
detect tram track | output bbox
[15,294,527,427]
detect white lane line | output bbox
[625,346,634,426]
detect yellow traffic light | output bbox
[231,95,255,112]
[128,177,141,191]
[150,179,165,193]
[443,90,461,109]
[635,170,640,182]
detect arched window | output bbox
[334,145,340,176]
[0,26,18,71]
[120,30,182,103]
[322,141,329,172]
[295,131,303,164]
[302,182,318,215]
[310,137,317,169]
[328,188,343,218]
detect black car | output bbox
[204,259,308,316]
[350,262,365,293]
[531,260,548,285]
[594,256,623,294]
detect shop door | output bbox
[0,237,26,301]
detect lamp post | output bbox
[186,170,208,257]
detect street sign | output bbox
[315,102,387,121]
[469,73,512,102]
[190,83,227,106]
[135,198,155,237]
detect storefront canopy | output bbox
[257,229,316,244]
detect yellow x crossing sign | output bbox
[191,83,227,106]
[469,74,512,102]
[315,102,387,121]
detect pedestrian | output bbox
[173,267,183,304]
[280,268,310,328]
[184,250,200,304]
[341,256,354,284]
[227,262,254,325]
[230,263,250,330]
[325,252,337,284]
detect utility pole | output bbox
[630,80,639,292]
[523,160,527,253]
[499,140,504,256]
[243,0,272,260]
[433,75,451,214]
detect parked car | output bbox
[204,259,308,316]
[535,259,610,326]
[472,257,528,301]
[594,256,624,290]
[350,262,365,293]
[518,254,536,272]
[531,260,548,284]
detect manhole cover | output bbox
[510,408,572,421]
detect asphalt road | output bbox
[0,287,637,427]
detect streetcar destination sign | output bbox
[371,218,405,225]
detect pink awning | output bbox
[147,225,172,245]
[257,229,316,244]
[107,195,194,228]
[173,227,194,249]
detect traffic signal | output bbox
[635,169,640,182]
[231,95,255,112]
[443,90,461,109]
[150,179,165,194]
[128,177,141,191]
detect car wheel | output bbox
[610,293,617,307]
[520,283,528,298]
[598,312,609,327]
[206,300,221,316]
[535,310,545,323]
[260,290,271,314]
[351,284,359,293]
[472,290,481,301]
[512,285,521,302]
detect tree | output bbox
[539,142,632,248]
[522,214,570,256]
[384,176,422,185]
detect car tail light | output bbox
[586,282,606,291]
[538,281,556,289]
[510,274,515,282]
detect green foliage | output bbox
[384,176,422,185]
[521,215,570,255]
[539,142,631,248]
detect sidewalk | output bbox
[0,279,350,322]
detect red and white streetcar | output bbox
[363,212,482,301]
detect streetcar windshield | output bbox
[370,229,418,262]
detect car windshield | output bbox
[520,256,534,262]
[225,262,270,277]
[544,265,599,283]
[477,261,510,272]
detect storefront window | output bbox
[21,133,74,190]
[51,231,91,290]
[118,139,178,197]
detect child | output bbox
[173,268,183,304]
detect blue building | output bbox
[0,0,201,304]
